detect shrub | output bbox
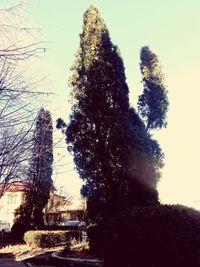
[87,223,105,256]
[104,204,200,267]
[24,230,78,248]
[11,222,35,241]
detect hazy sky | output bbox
[2,0,200,209]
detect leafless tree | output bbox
[0,2,47,197]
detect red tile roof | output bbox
[0,182,56,193]
[0,182,29,192]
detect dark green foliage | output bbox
[25,108,53,227]
[11,222,31,241]
[87,223,105,256]
[105,205,200,267]
[86,180,159,256]
[24,230,75,248]
[12,202,36,241]
[61,6,163,227]
[138,46,169,131]
[14,197,29,225]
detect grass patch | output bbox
[59,242,101,259]
[0,233,66,259]
[0,243,32,258]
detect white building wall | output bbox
[0,191,23,224]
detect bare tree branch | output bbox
[0,2,49,197]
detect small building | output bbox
[0,182,86,226]
[44,192,86,225]
[0,182,27,224]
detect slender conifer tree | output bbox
[138,46,169,132]
[26,108,53,227]
[58,7,163,225]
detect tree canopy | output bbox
[26,108,53,227]
[138,46,169,132]
[58,6,164,224]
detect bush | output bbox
[11,222,35,241]
[24,230,79,248]
[105,204,200,267]
[87,223,105,256]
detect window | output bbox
[7,194,17,204]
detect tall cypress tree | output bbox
[26,108,53,227]
[66,6,130,222]
[138,46,169,132]
[60,6,163,225]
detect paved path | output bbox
[0,258,27,267]
[26,264,54,267]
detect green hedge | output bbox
[105,205,200,267]
[87,223,105,256]
[24,230,79,248]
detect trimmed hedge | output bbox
[105,204,200,267]
[24,230,79,248]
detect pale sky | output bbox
[2,0,200,209]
